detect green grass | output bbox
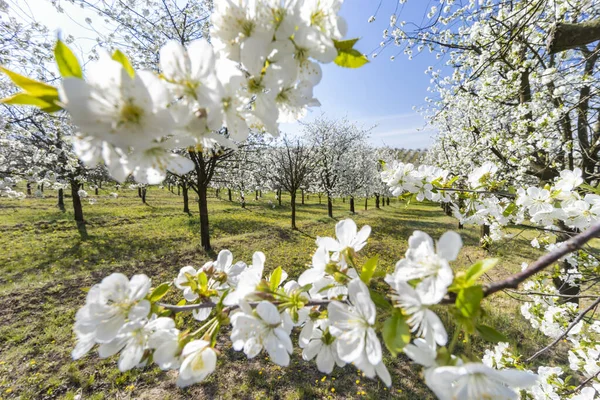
[0,186,561,399]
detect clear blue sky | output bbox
[282,0,445,149]
[15,0,442,149]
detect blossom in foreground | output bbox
[177,340,217,387]
[385,279,448,346]
[328,278,390,385]
[230,301,293,366]
[224,251,266,306]
[317,219,371,265]
[301,322,346,374]
[73,273,151,344]
[391,230,461,304]
[427,362,537,400]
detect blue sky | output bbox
[14,0,441,149]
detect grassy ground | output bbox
[0,186,562,399]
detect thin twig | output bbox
[508,290,600,299]
[158,299,333,312]
[525,296,600,362]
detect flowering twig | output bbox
[158,299,333,312]
[484,221,600,297]
[525,296,600,362]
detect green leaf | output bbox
[333,38,359,51]
[382,312,411,356]
[465,258,499,285]
[112,50,135,78]
[476,324,508,343]
[369,289,393,311]
[54,40,82,78]
[1,92,62,113]
[456,285,483,319]
[502,202,517,217]
[333,38,369,69]
[270,266,283,291]
[198,272,208,290]
[360,255,379,284]
[149,283,170,302]
[0,67,58,97]
[334,48,369,68]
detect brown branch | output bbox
[548,20,600,54]
[158,299,332,312]
[525,296,600,362]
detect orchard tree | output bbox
[304,116,371,218]
[267,136,314,229]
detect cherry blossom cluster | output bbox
[0,177,25,199]
[72,219,539,398]
[3,0,353,185]
[382,159,600,399]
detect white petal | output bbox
[436,231,462,261]
[256,301,281,325]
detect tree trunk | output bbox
[301,189,305,205]
[553,225,581,305]
[327,195,333,218]
[95,187,99,196]
[57,188,65,212]
[350,196,355,213]
[70,180,84,223]
[375,195,380,209]
[142,187,147,204]
[198,184,211,251]
[381,196,385,208]
[178,185,181,196]
[364,197,368,210]
[138,187,142,198]
[228,188,232,201]
[277,189,282,206]
[40,183,44,193]
[318,193,322,204]
[216,188,219,198]
[342,197,345,203]
[26,182,31,196]
[241,192,246,208]
[182,182,190,214]
[386,198,390,206]
[548,20,600,54]
[480,224,490,250]
[255,190,259,201]
[291,191,297,229]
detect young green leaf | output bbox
[1,93,62,113]
[382,312,411,356]
[149,282,170,302]
[465,258,499,285]
[333,38,360,51]
[54,40,83,78]
[360,255,379,284]
[334,48,369,68]
[476,324,508,343]
[0,67,58,97]
[369,289,393,311]
[456,285,483,318]
[270,266,283,291]
[112,50,135,78]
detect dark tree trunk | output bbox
[318,193,322,204]
[381,196,385,207]
[291,191,297,229]
[350,196,355,213]
[70,180,84,223]
[386,198,390,206]
[95,187,99,196]
[138,187,142,198]
[40,183,44,193]
[480,224,490,250]
[364,197,368,210]
[57,188,65,211]
[301,189,305,205]
[327,195,333,218]
[182,182,190,213]
[141,187,147,204]
[375,195,380,208]
[255,190,259,201]
[198,184,211,251]
[277,189,282,206]
[241,192,246,208]
[216,188,220,198]
[26,182,31,196]
[228,188,232,201]
[342,197,345,203]
[553,224,581,305]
